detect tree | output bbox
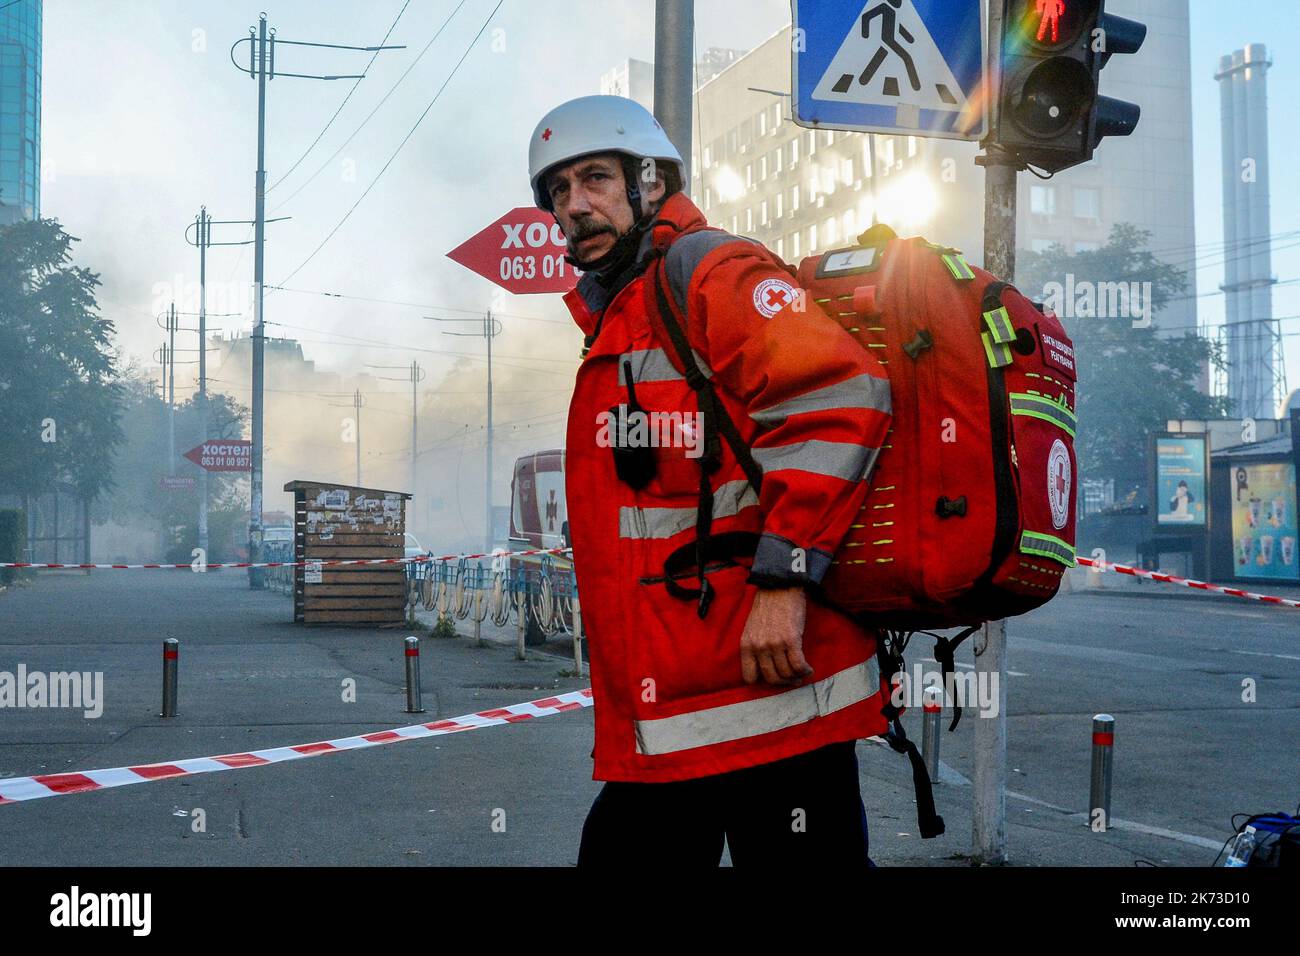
[0,219,124,500]
[92,365,249,562]
[1015,223,1227,494]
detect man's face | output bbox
[546,153,664,261]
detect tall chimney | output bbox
[1216,44,1277,420]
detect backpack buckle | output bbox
[936,495,967,518]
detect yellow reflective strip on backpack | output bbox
[1020,531,1076,567]
[982,331,1013,368]
[1009,392,1077,436]
[982,305,1015,344]
[942,253,976,281]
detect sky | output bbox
[31,0,1300,534]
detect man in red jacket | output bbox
[529,96,893,866]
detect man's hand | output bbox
[740,587,813,686]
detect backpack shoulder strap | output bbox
[646,253,764,492]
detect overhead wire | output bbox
[274,0,505,287]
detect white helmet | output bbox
[529,95,686,212]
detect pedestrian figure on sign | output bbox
[859,0,920,94]
[1037,0,1065,43]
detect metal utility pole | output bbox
[410,360,421,498]
[430,313,501,550]
[231,14,402,588]
[185,207,262,556]
[364,361,427,497]
[653,0,694,175]
[353,389,364,486]
[167,303,177,476]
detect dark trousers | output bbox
[577,741,873,867]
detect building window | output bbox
[760,156,768,181]
[1030,185,1056,216]
[773,101,782,127]
[808,130,817,156]
[761,200,768,225]
[775,192,784,219]
[1074,240,1101,253]
[727,128,738,154]
[1030,237,1057,253]
[825,216,838,245]
[746,164,753,187]
[880,137,895,168]
[703,146,712,169]
[809,224,818,251]
[759,110,768,137]
[1074,187,1101,220]
[823,130,834,147]
[704,187,711,211]
[791,231,800,258]
[791,184,800,212]
[790,137,799,165]
[746,207,753,232]
[844,209,856,237]
[777,237,785,259]
[731,215,739,233]
[774,147,783,174]
[907,135,918,157]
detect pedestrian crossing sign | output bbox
[792,0,987,140]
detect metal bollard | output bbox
[161,638,179,718]
[404,636,425,714]
[572,597,584,677]
[516,591,527,661]
[921,682,943,783]
[1089,713,1115,831]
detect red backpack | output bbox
[648,224,1078,630]
[799,228,1079,629]
[646,225,1078,839]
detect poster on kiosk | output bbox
[1229,462,1299,582]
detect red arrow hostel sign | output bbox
[184,440,252,473]
[447,207,580,295]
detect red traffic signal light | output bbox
[993,0,1146,174]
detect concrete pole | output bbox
[972,2,1016,857]
[653,0,694,176]
[248,14,269,590]
[197,208,209,555]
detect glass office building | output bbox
[0,0,40,225]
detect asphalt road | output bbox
[0,570,1295,866]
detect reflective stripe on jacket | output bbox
[562,192,893,782]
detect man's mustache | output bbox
[568,218,617,243]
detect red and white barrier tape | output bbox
[6,547,1296,610]
[1076,557,1300,609]
[0,546,574,571]
[0,688,594,805]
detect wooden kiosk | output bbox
[284,480,412,626]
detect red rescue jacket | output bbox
[563,192,893,782]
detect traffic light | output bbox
[993,0,1146,174]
